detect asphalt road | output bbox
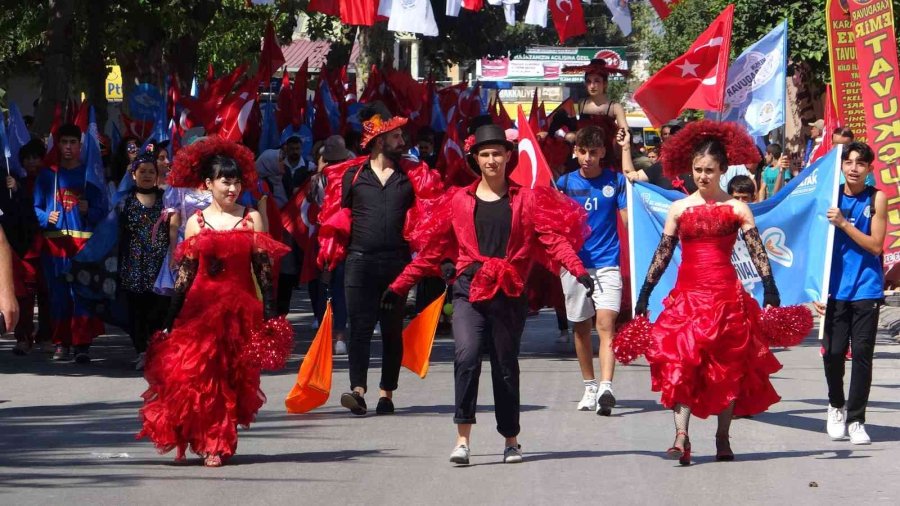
[2,296,899,505]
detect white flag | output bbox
[524,0,548,28]
[446,0,462,16]
[379,0,393,17]
[388,0,439,37]
[603,0,632,36]
[503,1,517,25]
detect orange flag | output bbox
[285,301,334,413]
[401,291,447,378]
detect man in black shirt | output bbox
[338,103,415,417]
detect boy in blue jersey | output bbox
[558,126,628,416]
[821,142,886,445]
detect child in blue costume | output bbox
[33,123,107,363]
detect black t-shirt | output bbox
[474,194,511,258]
[341,162,415,254]
[644,162,697,193]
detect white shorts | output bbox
[561,267,622,322]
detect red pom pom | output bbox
[760,305,814,348]
[613,315,654,365]
[243,317,295,370]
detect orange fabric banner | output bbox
[826,0,868,142]
[401,291,447,379]
[848,0,900,266]
[284,302,333,413]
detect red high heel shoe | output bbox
[666,431,691,466]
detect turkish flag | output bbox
[510,106,554,189]
[649,0,682,20]
[293,60,309,128]
[808,84,837,165]
[633,4,733,127]
[215,79,258,142]
[256,20,285,82]
[462,0,483,11]
[340,0,376,26]
[438,125,477,187]
[309,0,340,16]
[549,0,587,44]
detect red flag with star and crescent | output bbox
[633,4,733,127]
[510,106,554,189]
[549,0,587,43]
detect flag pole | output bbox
[3,152,12,199]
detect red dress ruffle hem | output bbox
[645,204,782,419]
[137,225,288,459]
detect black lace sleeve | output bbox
[251,251,277,320]
[634,234,678,315]
[162,257,199,331]
[744,227,780,307]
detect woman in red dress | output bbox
[138,138,289,467]
[633,121,782,465]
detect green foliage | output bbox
[0,1,49,76]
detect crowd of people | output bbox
[0,60,889,467]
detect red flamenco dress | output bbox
[138,214,288,460]
[646,204,782,419]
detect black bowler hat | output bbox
[468,124,514,155]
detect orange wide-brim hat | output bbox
[360,114,409,149]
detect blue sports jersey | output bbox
[829,185,884,301]
[557,169,626,269]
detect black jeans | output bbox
[823,298,880,424]
[452,275,527,438]
[344,251,409,393]
[125,290,169,353]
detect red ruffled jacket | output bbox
[316,156,444,269]
[389,179,590,303]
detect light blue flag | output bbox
[628,147,841,320]
[717,20,788,136]
[259,101,280,154]
[6,103,30,178]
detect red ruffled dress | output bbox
[138,215,288,459]
[646,204,782,419]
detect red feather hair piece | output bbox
[660,120,761,179]
[168,137,258,190]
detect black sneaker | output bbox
[73,345,91,364]
[340,392,367,416]
[375,397,395,415]
[597,390,615,417]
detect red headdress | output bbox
[561,58,630,78]
[660,120,761,179]
[167,136,258,189]
[360,113,408,149]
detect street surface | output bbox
[2,296,899,505]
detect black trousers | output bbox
[277,273,297,316]
[125,290,169,353]
[452,276,527,438]
[344,251,409,393]
[823,298,880,424]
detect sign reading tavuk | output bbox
[847,0,900,267]
[476,47,627,84]
[826,0,867,143]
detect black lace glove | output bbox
[743,227,780,307]
[251,250,277,320]
[162,256,199,331]
[634,234,678,316]
[440,260,456,282]
[576,273,594,297]
[380,289,402,312]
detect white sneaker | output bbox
[827,405,848,440]
[848,422,871,445]
[555,331,571,344]
[577,386,598,411]
[135,352,146,371]
[334,340,348,355]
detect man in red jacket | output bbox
[384,124,592,465]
